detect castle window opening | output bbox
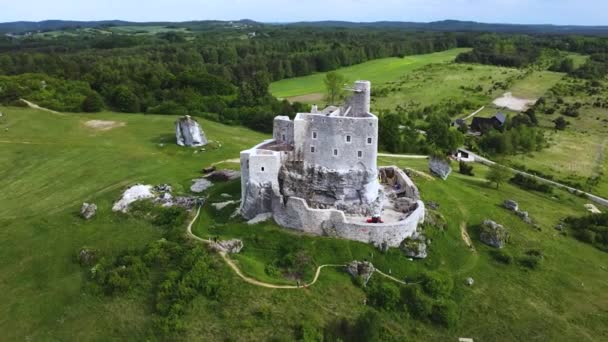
[311,146,315,153]
[281,134,285,141]
[312,131,318,139]
[358,150,363,158]
[261,166,265,172]
[345,135,352,143]
[333,148,339,156]
[367,137,373,145]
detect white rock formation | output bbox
[176,115,208,147]
[190,178,213,193]
[80,203,98,220]
[112,184,155,212]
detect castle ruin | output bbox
[239,81,425,247]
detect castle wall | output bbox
[294,113,378,172]
[272,195,425,247]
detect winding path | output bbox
[186,206,416,289]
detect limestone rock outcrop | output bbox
[345,260,375,285]
[211,239,244,254]
[429,157,452,180]
[80,202,97,220]
[176,115,208,147]
[206,169,241,182]
[400,235,428,259]
[78,247,98,266]
[503,199,519,212]
[480,219,509,248]
[112,184,155,212]
[190,178,213,193]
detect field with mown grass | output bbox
[269,48,469,101]
[0,106,607,341]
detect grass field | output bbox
[269,48,469,100]
[0,106,607,340]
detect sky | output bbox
[2,0,608,26]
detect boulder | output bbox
[211,239,244,254]
[190,178,213,193]
[480,219,509,248]
[112,184,155,212]
[400,235,428,259]
[465,277,475,286]
[80,202,97,220]
[516,210,532,224]
[78,247,97,266]
[154,184,173,193]
[503,199,519,212]
[345,260,375,285]
[429,157,452,180]
[176,115,208,147]
[205,169,241,182]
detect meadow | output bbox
[269,48,470,101]
[0,105,606,340]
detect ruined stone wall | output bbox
[344,80,371,117]
[272,195,425,247]
[379,166,421,201]
[273,116,294,144]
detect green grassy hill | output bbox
[0,106,606,340]
[269,48,469,101]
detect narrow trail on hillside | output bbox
[20,99,65,115]
[186,206,416,289]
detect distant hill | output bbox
[1,19,608,36]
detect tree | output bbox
[426,116,464,154]
[81,91,104,112]
[379,113,402,153]
[323,72,346,105]
[486,164,511,189]
[110,85,140,113]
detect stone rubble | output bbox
[503,199,519,212]
[78,247,98,266]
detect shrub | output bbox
[421,271,453,298]
[81,91,104,112]
[402,285,433,320]
[510,173,552,193]
[458,161,474,176]
[294,321,323,342]
[519,255,542,269]
[490,249,514,264]
[430,299,459,328]
[366,279,401,311]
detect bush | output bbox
[430,299,459,328]
[402,285,433,320]
[366,279,401,311]
[510,173,552,193]
[490,249,514,264]
[421,271,453,298]
[81,91,104,112]
[519,255,541,269]
[458,161,474,176]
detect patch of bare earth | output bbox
[84,120,126,131]
[492,92,536,112]
[286,93,324,104]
